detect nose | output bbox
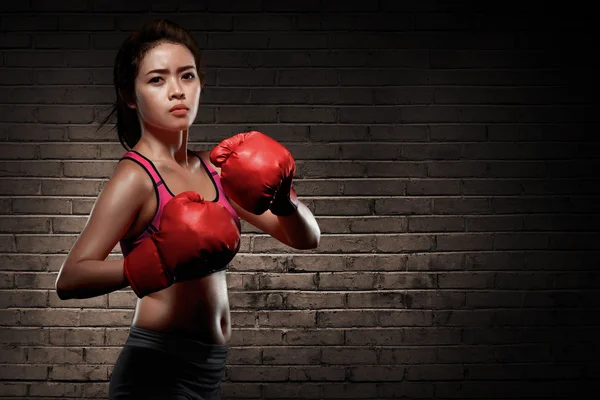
[169,80,185,100]
[170,90,184,100]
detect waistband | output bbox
[124,326,229,363]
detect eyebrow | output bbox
[145,65,196,76]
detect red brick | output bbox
[350,366,404,381]
[322,347,377,364]
[227,366,288,381]
[288,366,345,381]
[257,311,316,327]
[263,347,320,364]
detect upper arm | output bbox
[57,159,152,280]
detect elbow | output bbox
[55,280,73,300]
[310,226,321,249]
[300,241,319,250]
[294,231,321,250]
[56,289,72,301]
[306,227,321,249]
[306,235,320,250]
[55,286,71,301]
[55,270,76,300]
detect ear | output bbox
[119,88,137,109]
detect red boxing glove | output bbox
[123,191,240,298]
[210,131,299,216]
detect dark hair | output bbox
[98,19,205,151]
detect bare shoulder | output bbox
[113,156,155,194]
[90,156,154,234]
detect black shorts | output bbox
[108,326,228,400]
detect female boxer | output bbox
[54,19,320,400]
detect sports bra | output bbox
[118,149,241,258]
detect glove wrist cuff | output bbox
[270,186,299,216]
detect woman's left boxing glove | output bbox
[209,131,298,216]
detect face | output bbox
[129,41,201,133]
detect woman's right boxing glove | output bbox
[123,191,240,298]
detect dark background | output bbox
[0,0,598,399]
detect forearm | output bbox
[277,201,320,249]
[55,259,129,300]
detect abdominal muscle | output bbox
[131,271,232,345]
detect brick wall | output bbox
[1,1,598,399]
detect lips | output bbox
[169,104,189,112]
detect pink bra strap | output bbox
[121,151,162,185]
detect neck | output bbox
[135,128,190,167]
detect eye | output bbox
[183,72,196,80]
[149,76,162,84]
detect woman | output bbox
[55,19,320,400]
